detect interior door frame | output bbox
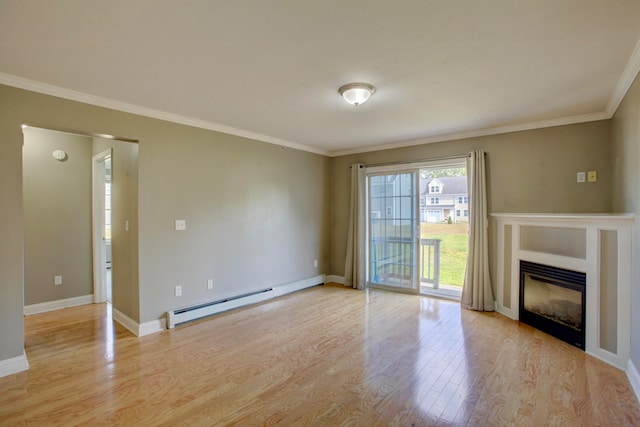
[92,149,112,303]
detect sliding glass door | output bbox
[366,159,468,299]
[368,172,419,291]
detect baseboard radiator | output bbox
[166,274,324,329]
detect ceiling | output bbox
[1,1,640,156]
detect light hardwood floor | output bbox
[1,283,639,426]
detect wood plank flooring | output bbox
[1,283,639,426]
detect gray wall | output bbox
[0,83,330,364]
[611,72,640,371]
[23,128,93,305]
[330,120,613,277]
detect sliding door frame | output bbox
[365,157,468,296]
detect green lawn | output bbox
[421,223,468,287]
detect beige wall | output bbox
[136,126,331,323]
[0,83,331,364]
[23,128,93,305]
[0,110,26,361]
[330,121,612,277]
[611,72,640,369]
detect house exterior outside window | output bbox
[420,176,468,223]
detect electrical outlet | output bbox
[577,172,586,183]
[175,220,186,231]
[54,275,62,286]
[314,259,318,268]
[175,285,182,297]
[207,279,213,290]
[588,170,597,183]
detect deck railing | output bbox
[370,237,441,288]
[420,238,441,288]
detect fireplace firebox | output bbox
[519,261,586,349]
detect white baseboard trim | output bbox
[112,307,140,337]
[325,275,346,285]
[139,318,166,336]
[112,307,166,337]
[273,274,325,297]
[167,275,325,329]
[24,294,94,315]
[627,359,640,403]
[0,349,29,378]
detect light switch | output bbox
[587,171,597,182]
[175,220,186,231]
[577,172,586,183]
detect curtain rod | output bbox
[349,152,487,168]
[360,153,478,168]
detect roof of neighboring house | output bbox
[420,176,467,196]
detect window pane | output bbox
[368,172,417,290]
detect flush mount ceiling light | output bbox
[338,82,376,106]
[52,149,67,161]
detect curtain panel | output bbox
[344,163,366,289]
[461,150,495,311]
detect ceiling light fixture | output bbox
[338,82,376,106]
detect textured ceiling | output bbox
[1,1,640,155]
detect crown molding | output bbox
[607,36,640,116]
[0,72,329,157]
[3,40,639,160]
[329,111,610,157]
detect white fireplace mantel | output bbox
[492,213,634,370]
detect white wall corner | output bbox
[24,294,94,315]
[0,349,29,378]
[627,359,640,403]
[326,275,346,285]
[112,307,140,337]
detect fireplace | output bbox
[493,214,633,369]
[519,261,586,349]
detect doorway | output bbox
[22,126,138,316]
[93,149,112,304]
[367,160,468,299]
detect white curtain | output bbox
[462,150,495,311]
[344,163,366,289]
